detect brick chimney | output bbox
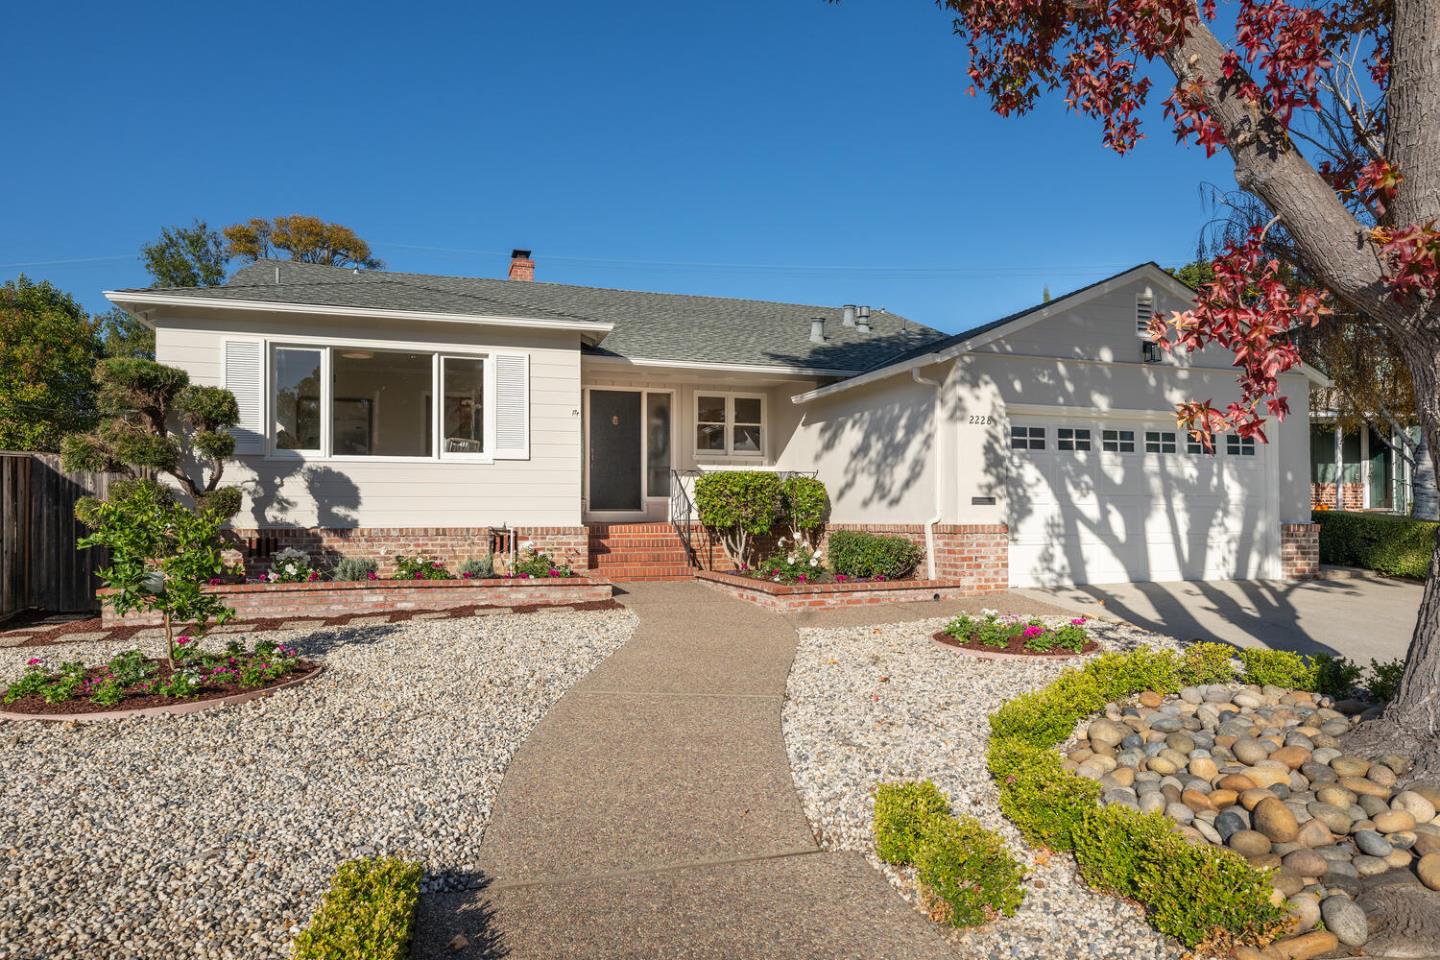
[508,249,535,282]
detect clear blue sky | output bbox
[2,0,1230,334]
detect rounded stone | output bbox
[1385,849,1413,869]
[1331,756,1372,778]
[1167,801,1196,824]
[1296,819,1334,849]
[1215,810,1249,841]
[1272,869,1306,896]
[1183,788,1217,813]
[1234,738,1271,765]
[1189,756,1220,781]
[1229,830,1273,857]
[1355,829,1393,857]
[1322,895,1369,946]
[1414,833,1440,858]
[1088,718,1130,748]
[1375,753,1412,775]
[1166,732,1197,755]
[1210,788,1239,809]
[1317,785,1358,808]
[1283,848,1329,878]
[1353,854,1390,877]
[1241,787,1276,811]
[1271,745,1312,770]
[1139,791,1167,814]
[1220,773,1258,792]
[1286,893,1321,929]
[1368,763,1399,789]
[1194,819,1223,844]
[1148,755,1178,776]
[1359,794,1393,818]
[1393,791,1438,825]
[1307,802,1353,836]
[1375,810,1418,834]
[1340,776,1392,799]
[1419,853,1440,891]
[1301,762,1337,785]
[1256,796,1301,843]
[1247,763,1294,789]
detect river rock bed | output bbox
[1073,683,1440,958]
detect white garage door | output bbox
[1006,415,1273,588]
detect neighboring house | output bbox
[1309,413,1414,513]
[105,255,1322,588]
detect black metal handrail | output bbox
[670,469,702,567]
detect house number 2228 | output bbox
[967,415,994,425]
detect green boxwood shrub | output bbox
[1179,642,1239,685]
[986,645,1288,950]
[1237,648,1316,690]
[780,475,830,545]
[1314,509,1435,578]
[915,814,1027,927]
[694,471,784,566]
[828,530,924,579]
[1368,657,1406,701]
[873,780,950,865]
[292,857,423,960]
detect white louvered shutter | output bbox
[1135,291,1155,338]
[493,353,530,460]
[223,340,264,454]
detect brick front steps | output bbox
[586,522,699,582]
[694,570,982,610]
[100,577,614,626]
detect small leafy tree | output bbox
[76,480,233,666]
[694,471,784,567]
[780,475,830,549]
[61,358,243,518]
[141,219,229,289]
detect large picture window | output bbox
[266,344,506,461]
[695,393,765,457]
[332,350,433,457]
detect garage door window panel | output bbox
[1226,435,1256,456]
[1145,431,1176,454]
[1057,427,1091,451]
[1102,429,1135,453]
[1011,426,1046,450]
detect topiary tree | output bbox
[76,480,234,667]
[61,358,243,519]
[693,471,784,567]
[780,475,830,550]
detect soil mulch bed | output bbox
[932,630,1100,657]
[2,660,322,716]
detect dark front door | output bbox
[589,390,643,511]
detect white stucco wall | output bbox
[154,306,584,529]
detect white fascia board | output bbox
[584,353,858,378]
[103,290,615,339]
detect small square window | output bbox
[1185,435,1211,455]
[1010,426,1045,450]
[1145,430,1176,454]
[1057,427,1091,452]
[1226,434,1256,456]
[1101,429,1135,453]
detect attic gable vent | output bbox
[1135,288,1155,338]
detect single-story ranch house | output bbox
[105,253,1323,589]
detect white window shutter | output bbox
[223,340,264,454]
[493,353,529,460]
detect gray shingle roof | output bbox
[115,260,946,373]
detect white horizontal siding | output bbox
[155,311,582,528]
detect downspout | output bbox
[912,367,943,580]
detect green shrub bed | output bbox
[985,646,1290,951]
[292,857,424,960]
[873,781,1026,928]
[1313,508,1435,578]
[828,530,924,580]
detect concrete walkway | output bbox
[1021,571,1422,663]
[411,582,958,960]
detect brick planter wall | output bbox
[225,526,590,577]
[695,570,983,610]
[1281,522,1320,580]
[100,576,613,626]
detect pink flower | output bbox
[413,573,424,580]
[547,568,560,577]
[1070,617,1087,626]
[26,657,42,666]
[521,572,532,579]
[1022,625,1045,639]
[462,571,474,579]
[308,571,319,582]
[797,573,808,582]
[207,577,223,586]
[177,635,191,646]
[874,574,887,582]
[835,574,848,582]
[366,571,378,581]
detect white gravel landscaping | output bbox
[782,614,1187,960]
[0,607,635,960]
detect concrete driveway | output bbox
[1021,571,1421,664]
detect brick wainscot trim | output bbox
[100,576,613,627]
[225,526,591,576]
[695,571,983,610]
[819,523,1009,593]
[1280,522,1320,580]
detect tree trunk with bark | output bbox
[1412,430,1440,520]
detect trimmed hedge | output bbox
[986,647,1289,951]
[292,857,424,960]
[872,780,1027,928]
[828,530,924,579]
[1314,509,1436,579]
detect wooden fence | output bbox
[0,452,118,622]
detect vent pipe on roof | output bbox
[842,304,857,327]
[856,305,871,334]
[274,266,280,284]
[809,316,826,344]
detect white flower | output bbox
[787,554,797,564]
[981,607,999,618]
[809,557,819,567]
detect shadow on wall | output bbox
[243,462,363,531]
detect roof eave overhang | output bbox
[583,353,859,378]
[103,290,615,343]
